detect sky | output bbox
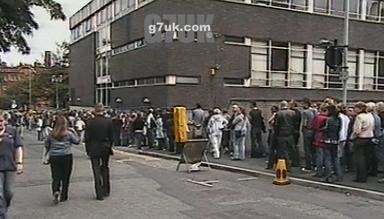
[0,0,90,66]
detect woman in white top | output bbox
[352,102,375,183]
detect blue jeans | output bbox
[134,132,144,149]
[0,172,15,219]
[316,147,326,177]
[232,132,246,160]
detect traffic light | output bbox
[325,46,343,69]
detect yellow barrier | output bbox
[173,107,188,143]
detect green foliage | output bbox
[0,0,66,54]
[4,65,69,108]
[1,41,70,108]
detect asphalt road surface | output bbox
[8,131,384,219]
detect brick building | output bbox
[0,64,35,97]
[69,0,384,110]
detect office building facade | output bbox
[69,0,384,109]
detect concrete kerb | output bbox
[114,148,384,202]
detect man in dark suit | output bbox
[249,102,267,158]
[85,104,114,200]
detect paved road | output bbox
[8,131,384,219]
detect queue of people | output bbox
[3,96,384,215]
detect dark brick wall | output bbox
[110,85,169,108]
[74,0,384,108]
[111,0,384,50]
[69,34,96,106]
[110,42,169,81]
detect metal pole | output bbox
[29,70,32,108]
[56,80,59,109]
[342,0,350,105]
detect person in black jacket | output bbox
[289,100,302,167]
[85,104,114,201]
[249,102,266,158]
[323,104,342,182]
[274,101,297,168]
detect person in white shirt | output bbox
[207,108,228,159]
[75,117,86,142]
[37,115,43,141]
[337,104,350,163]
[352,102,375,183]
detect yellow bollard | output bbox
[273,159,290,185]
[173,107,188,144]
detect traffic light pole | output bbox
[342,0,350,105]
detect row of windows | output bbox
[112,76,200,88]
[71,0,153,42]
[112,39,146,55]
[96,83,112,107]
[96,52,111,77]
[249,40,384,90]
[236,0,384,22]
[70,0,113,28]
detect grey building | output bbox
[69,0,384,109]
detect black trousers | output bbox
[267,131,277,169]
[250,128,265,157]
[90,156,110,199]
[353,138,371,182]
[50,154,73,200]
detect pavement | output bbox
[8,131,384,218]
[115,145,384,199]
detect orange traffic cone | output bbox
[273,159,290,185]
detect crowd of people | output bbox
[3,97,384,188]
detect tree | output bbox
[1,41,69,109]
[0,0,66,54]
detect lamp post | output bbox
[51,74,63,109]
[319,0,349,105]
[27,68,33,108]
[342,0,350,105]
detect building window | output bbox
[112,38,146,55]
[376,52,384,90]
[291,0,308,10]
[364,51,376,90]
[251,41,269,86]
[251,40,308,88]
[251,0,271,5]
[272,0,289,8]
[347,50,359,89]
[115,0,122,15]
[367,0,381,21]
[176,76,200,84]
[224,78,244,86]
[350,0,360,18]
[312,48,326,89]
[314,0,329,14]
[271,42,289,87]
[224,35,245,44]
[290,44,306,88]
[331,0,344,16]
[102,56,108,76]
